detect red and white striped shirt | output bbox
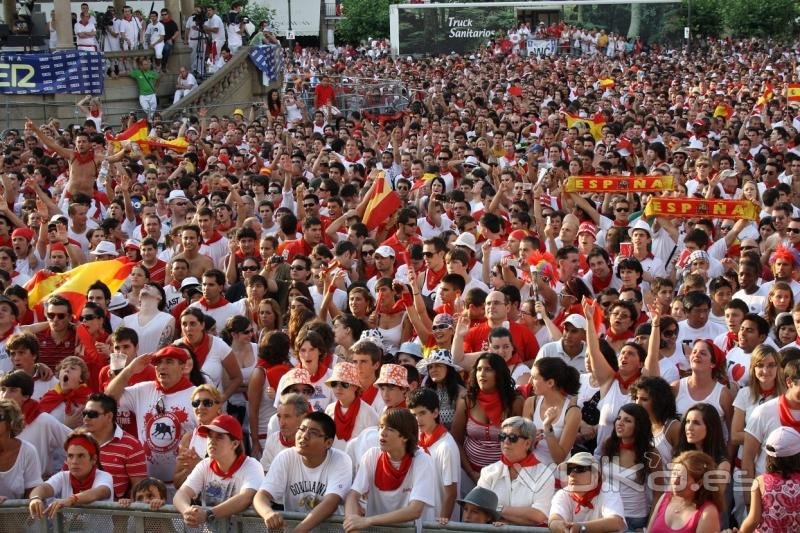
[100,426,148,499]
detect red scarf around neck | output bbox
[505,352,523,369]
[362,385,379,405]
[204,230,224,245]
[374,450,413,491]
[209,453,247,479]
[303,358,330,384]
[39,383,92,414]
[186,333,212,367]
[70,465,97,494]
[619,441,636,450]
[279,432,295,447]
[334,399,362,441]
[591,271,613,294]
[73,150,95,165]
[724,331,738,351]
[21,398,42,425]
[605,329,634,343]
[615,370,642,390]
[377,291,412,316]
[419,424,448,455]
[760,386,776,400]
[779,394,800,431]
[154,375,193,394]
[570,479,602,514]
[425,266,447,291]
[199,296,230,310]
[476,390,504,426]
[501,452,540,468]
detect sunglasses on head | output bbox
[497,433,524,443]
[191,399,217,408]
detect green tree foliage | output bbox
[723,0,799,38]
[336,0,394,44]
[196,0,275,26]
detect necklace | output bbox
[671,496,695,514]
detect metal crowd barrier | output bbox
[0,500,548,532]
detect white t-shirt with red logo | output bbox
[118,381,197,483]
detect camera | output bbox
[269,255,284,264]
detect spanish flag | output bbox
[144,136,190,154]
[410,172,438,192]
[788,83,800,102]
[564,111,606,141]
[105,119,149,152]
[363,173,402,231]
[713,103,734,121]
[599,78,615,89]
[753,82,774,112]
[25,258,135,318]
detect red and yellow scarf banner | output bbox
[643,197,759,221]
[564,175,674,194]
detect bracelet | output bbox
[29,496,43,502]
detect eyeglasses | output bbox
[296,425,324,439]
[191,399,217,408]
[361,249,375,256]
[329,381,351,389]
[697,163,709,168]
[47,312,67,320]
[80,314,100,322]
[662,329,678,338]
[81,410,102,419]
[291,265,306,271]
[432,323,452,331]
[241,265,259,271]
[497,433,524,443]
[788,228,800,234]
[567,465,592,475]
[720,226,733,231]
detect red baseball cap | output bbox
[150,345,190,365]
[11,228,34,242]
[197,414,243,441]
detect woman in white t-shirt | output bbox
[173,384,223,489]
[28,431,113,519]
[0,400,42,501]
[173,414,263,528]
[344,409,436,531]
[178,308,243,397]
[294,331,334,412]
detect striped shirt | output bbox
[100,426,147,499]
[36,326,76,371]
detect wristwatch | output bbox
[206,510,216,523]
[579,524,587,533]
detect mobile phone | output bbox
[507,259,520,269]
[620,242,633,257]
[523,183,533,191]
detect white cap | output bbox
[453,232,477,252]
[628,218,653,239]
[464,156,480,167]
[167,190,190,203]
[90,241,119,257]
[180,276,200,290]
[108,293,128,311]
[374,245,395,258]
[766,427,800,457]
[564,314,587,330]
[48,214,67,225]
[688,139,705,151]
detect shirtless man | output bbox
[165,224,212,282]
[25,118,127,198]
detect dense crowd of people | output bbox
[0,21,800,533]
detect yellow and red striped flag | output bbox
[25,258,135,318]
[753,82,774,112]
[564,111,606,141]
[105,119,148,152]
[363,173,402,231]
[788,83,800,102]
[599,78,615,89]
[713,103,734,121]
[144,136,190,154]
[410,172,438,192]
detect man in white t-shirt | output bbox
[203,6,225,57]
[188,269,238,331]
[536,314,587,373]
[105,345,197,484]
[225,2,244,53]
[254,412,353,532]
[725,314,770,387]
[675,292,726,357]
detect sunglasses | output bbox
[361,250,375,256]
[423,252,436,258]
[80,315,100,322]
[662,329,678,338]
[241,265,259,271]
[192,399,217,408]
[497,433,524,443]
[615,207,629,212]
[82,410,102,419]
[303,203,316,209]
[432,323,452,331]
[788,228,800,234]
[291,265,306,271]
[329,381,351,389]
[567,465,592,475]
[47,312,67,320]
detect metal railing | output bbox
[0,500,548,532]
[289,76,411,119]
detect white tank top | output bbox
[532,396,574,465]
[606,459,651,519]
[675,378,728,440]
[653,419,679,465]
[595,380,631,459]
[378,313,405,354]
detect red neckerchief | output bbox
[724,331,738,351]
[362,384,379,404]
[70,465,97,494]
[505,352,523,369]
[73,150,95,165]
[619,441,636,450]
[344,153,362,163]
[209,453,247,479]
[203,230,224,245]
[19,308,35,325]
[570,479,602,514]
[303,359,330,384]
[605,329,634,343]
[779,394,800,431]
[615,370,642,390]
[21,398,42,425]
[591,271,613,294]
[0,324,15,343]
[334,399,362,441]
[760,387,776,400]
[170,280,180,289]
[154,375,193,394]
[279,432,294,447]
[490,238,504,247]
[199,296,229,310]
[374,451,413,491]
[376,291,412,316]
[419,424,448,454]
[425,266,447,291]
[501,452,540,468]
[613,219,629,227]
[39,383,92,414]
[476,390,503,426]
[186,333,212,367]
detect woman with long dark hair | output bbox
[602,403,665,530]
[256,299,282,343]
[631,376,680,464]
[418,349,466,430]
[219,315,257,433]
[523,357,581,465]
[451,353,522,487]
[247,331,292,459]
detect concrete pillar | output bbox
[3,0,14,26]
[53,0,74,49]
[114,0,125,16]
[181,0,195,26]
[165,0,181,23]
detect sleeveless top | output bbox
[463,402,502,470]
[757,472,800,533]
[532,396,575,465]
[675,378,728,440]
[649,493,716,533]
[606,458,651,519]
[434,385,457,429]
[653,419,679,465]
[595,380,630,458]
[377,312,405,354]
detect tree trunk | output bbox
[628,3,641,39]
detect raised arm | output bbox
[25,118,72,159]
[581,298,615,389]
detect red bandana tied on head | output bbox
[418,424,448,455]
[334,400,362,441]
[209,453,247,479]
[374,451,413,491]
